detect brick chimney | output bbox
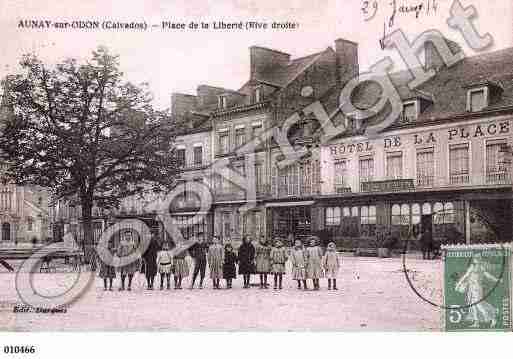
[250,46,291,81]
[334,38,359,84]
[424,37,462,71]
[196,85,227,108]
[171,93,197,121]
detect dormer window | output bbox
[467,87,487,112]
[401,101,418,122]
[218,95,227,109]
[254,86,263,103]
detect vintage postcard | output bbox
[1,0,513,347]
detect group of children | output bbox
[99,233,341,291]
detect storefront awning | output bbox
[265,201,315,208]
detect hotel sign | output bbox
[329,141,372,155]
[328,121,510,154]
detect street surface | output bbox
[0,254,442,331]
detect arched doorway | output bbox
[2,222,11,241]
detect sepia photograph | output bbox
[0,0,512,356]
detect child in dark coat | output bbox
[223,243,237,289]
[238,236,256,289]
[98,241,116,291]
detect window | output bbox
[416,148,434,187]
[251,123,263,142]
[187,179,202,207]
[235,127,245,148]
[289,164,299,196]
[216,173,231,194]
[27,217,33,232]
[401,102,417,122]
[0,190,12,211]
[391,204,410,226]
[218,95,227,109]
[218,131,229,154]
[325,207,341,226]
[234,211,242,235]
[2,222,11,241]
[222,212,231,238]
[444,202,455,224]
[486,140,509,183]
[254,87,263,103]
[360,205,377,236]
[244,211,262,237]
[173,215,208,241]
[468,89,486,112]
[272,160,317,197]
[234,163,245,196]
[411,203,421,225]
[386,152,403,179]
[359,156,374,182]
[255,163,264,194]
[193,146,203,166]
[176,148,186,167]
[433,202,454,224]
[334,160,348,190]
[449,144,470,184]
[221,176,231,193]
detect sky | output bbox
[0,0,511,110]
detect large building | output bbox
[171,37,513,248]
[51,37,513,249]
[315,43,513,248]
[171,39,358,243]
[0,87,52,245]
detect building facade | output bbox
[49,37,513,249]
[0,184,52,244]
[315,44,513,248]
[170,39,357,244]
[0,86,52,245]
[172,37,513,248]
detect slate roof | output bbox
[320,46,513,134]
[254,50,328,88]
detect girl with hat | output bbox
[173,245,189,289]
[323,242,340,290]
[270,239,288,290]
[208,236,224,289]
[305,236,324,290]
[116,230,141,291]
[255,237,271,289]
[290,239,307,290]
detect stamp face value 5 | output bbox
[444,246,511,332]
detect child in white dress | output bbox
[156,242,173,290]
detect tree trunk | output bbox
[81,199,96,270]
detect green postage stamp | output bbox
[443,244,512,331]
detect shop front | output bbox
[265,201,314,243]
[317,187,512,251]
